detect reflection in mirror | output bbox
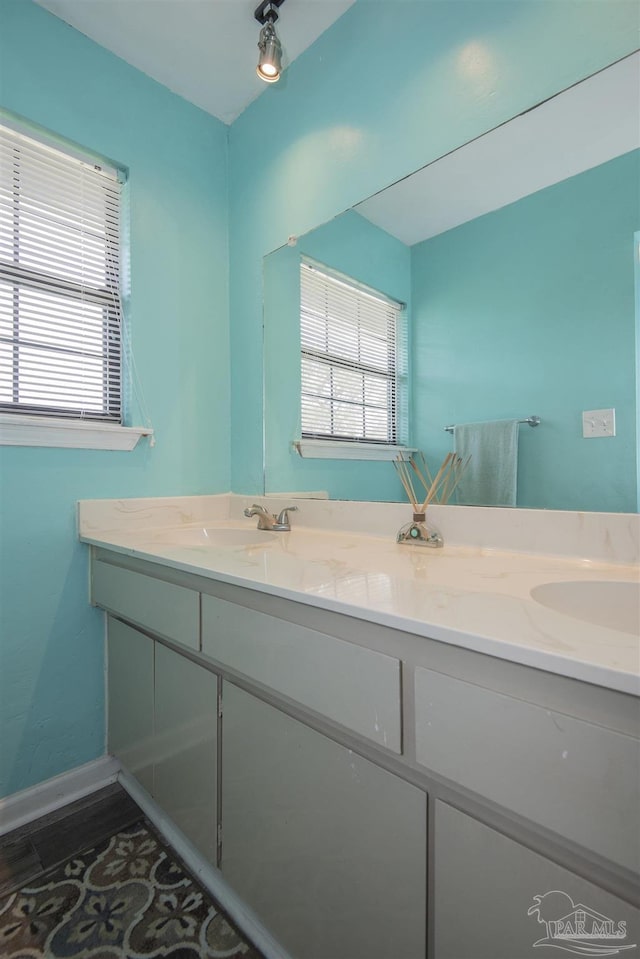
[264,54,640,511]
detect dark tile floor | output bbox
[0,782,140,897]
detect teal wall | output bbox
[1,0,639,801]
[263,210,410,500]
[411,151,639,512]
[0,1,230,797]
[229,0,640,497]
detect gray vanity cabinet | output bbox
[95,554,639,959]
[220,683,428,959]
[433,801,640,958]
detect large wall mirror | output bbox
[263,54,640,512]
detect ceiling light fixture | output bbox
[255,0,285,83]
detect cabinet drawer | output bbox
[415,667,640,872]
[93,559,199,650]
[202,594,401,752]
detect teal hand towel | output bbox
[454,419,519,506]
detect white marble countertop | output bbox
[78,495,640,696]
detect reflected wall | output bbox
[410,151,638,512]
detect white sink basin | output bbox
[530,581,640,635]
[152,527,277,549]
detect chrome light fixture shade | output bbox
[257,20,282,82]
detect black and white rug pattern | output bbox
[0,822,260,958]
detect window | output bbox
[300,260,404,449]
[0,121,123,424]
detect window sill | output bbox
[0,414,153,451]
[293,439,415,461]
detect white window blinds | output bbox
[0,122,123,421]
[300,260,403,444]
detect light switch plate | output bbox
[582,408,616,438]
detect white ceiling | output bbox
[35,0,355,124]
[356,53,640,247]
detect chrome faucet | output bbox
[243,504,298,531]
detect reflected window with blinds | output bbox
[0,121,124,422]
[300,260,404,445]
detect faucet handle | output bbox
[276,505,298,526]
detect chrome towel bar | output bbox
[444,415,541,433]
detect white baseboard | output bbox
[0,755,121,837]
[118,768,291,959]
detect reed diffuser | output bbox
[393,451,470,547]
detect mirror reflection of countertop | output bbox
[79,499,640,697]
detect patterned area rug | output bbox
[0,821,261,958]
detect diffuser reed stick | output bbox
[394,451,471,509]
[394,454,419,509]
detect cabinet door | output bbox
[221,684,427,959]
[434,801,640,959]
[107,617,154,793]
[154,643,218,864]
